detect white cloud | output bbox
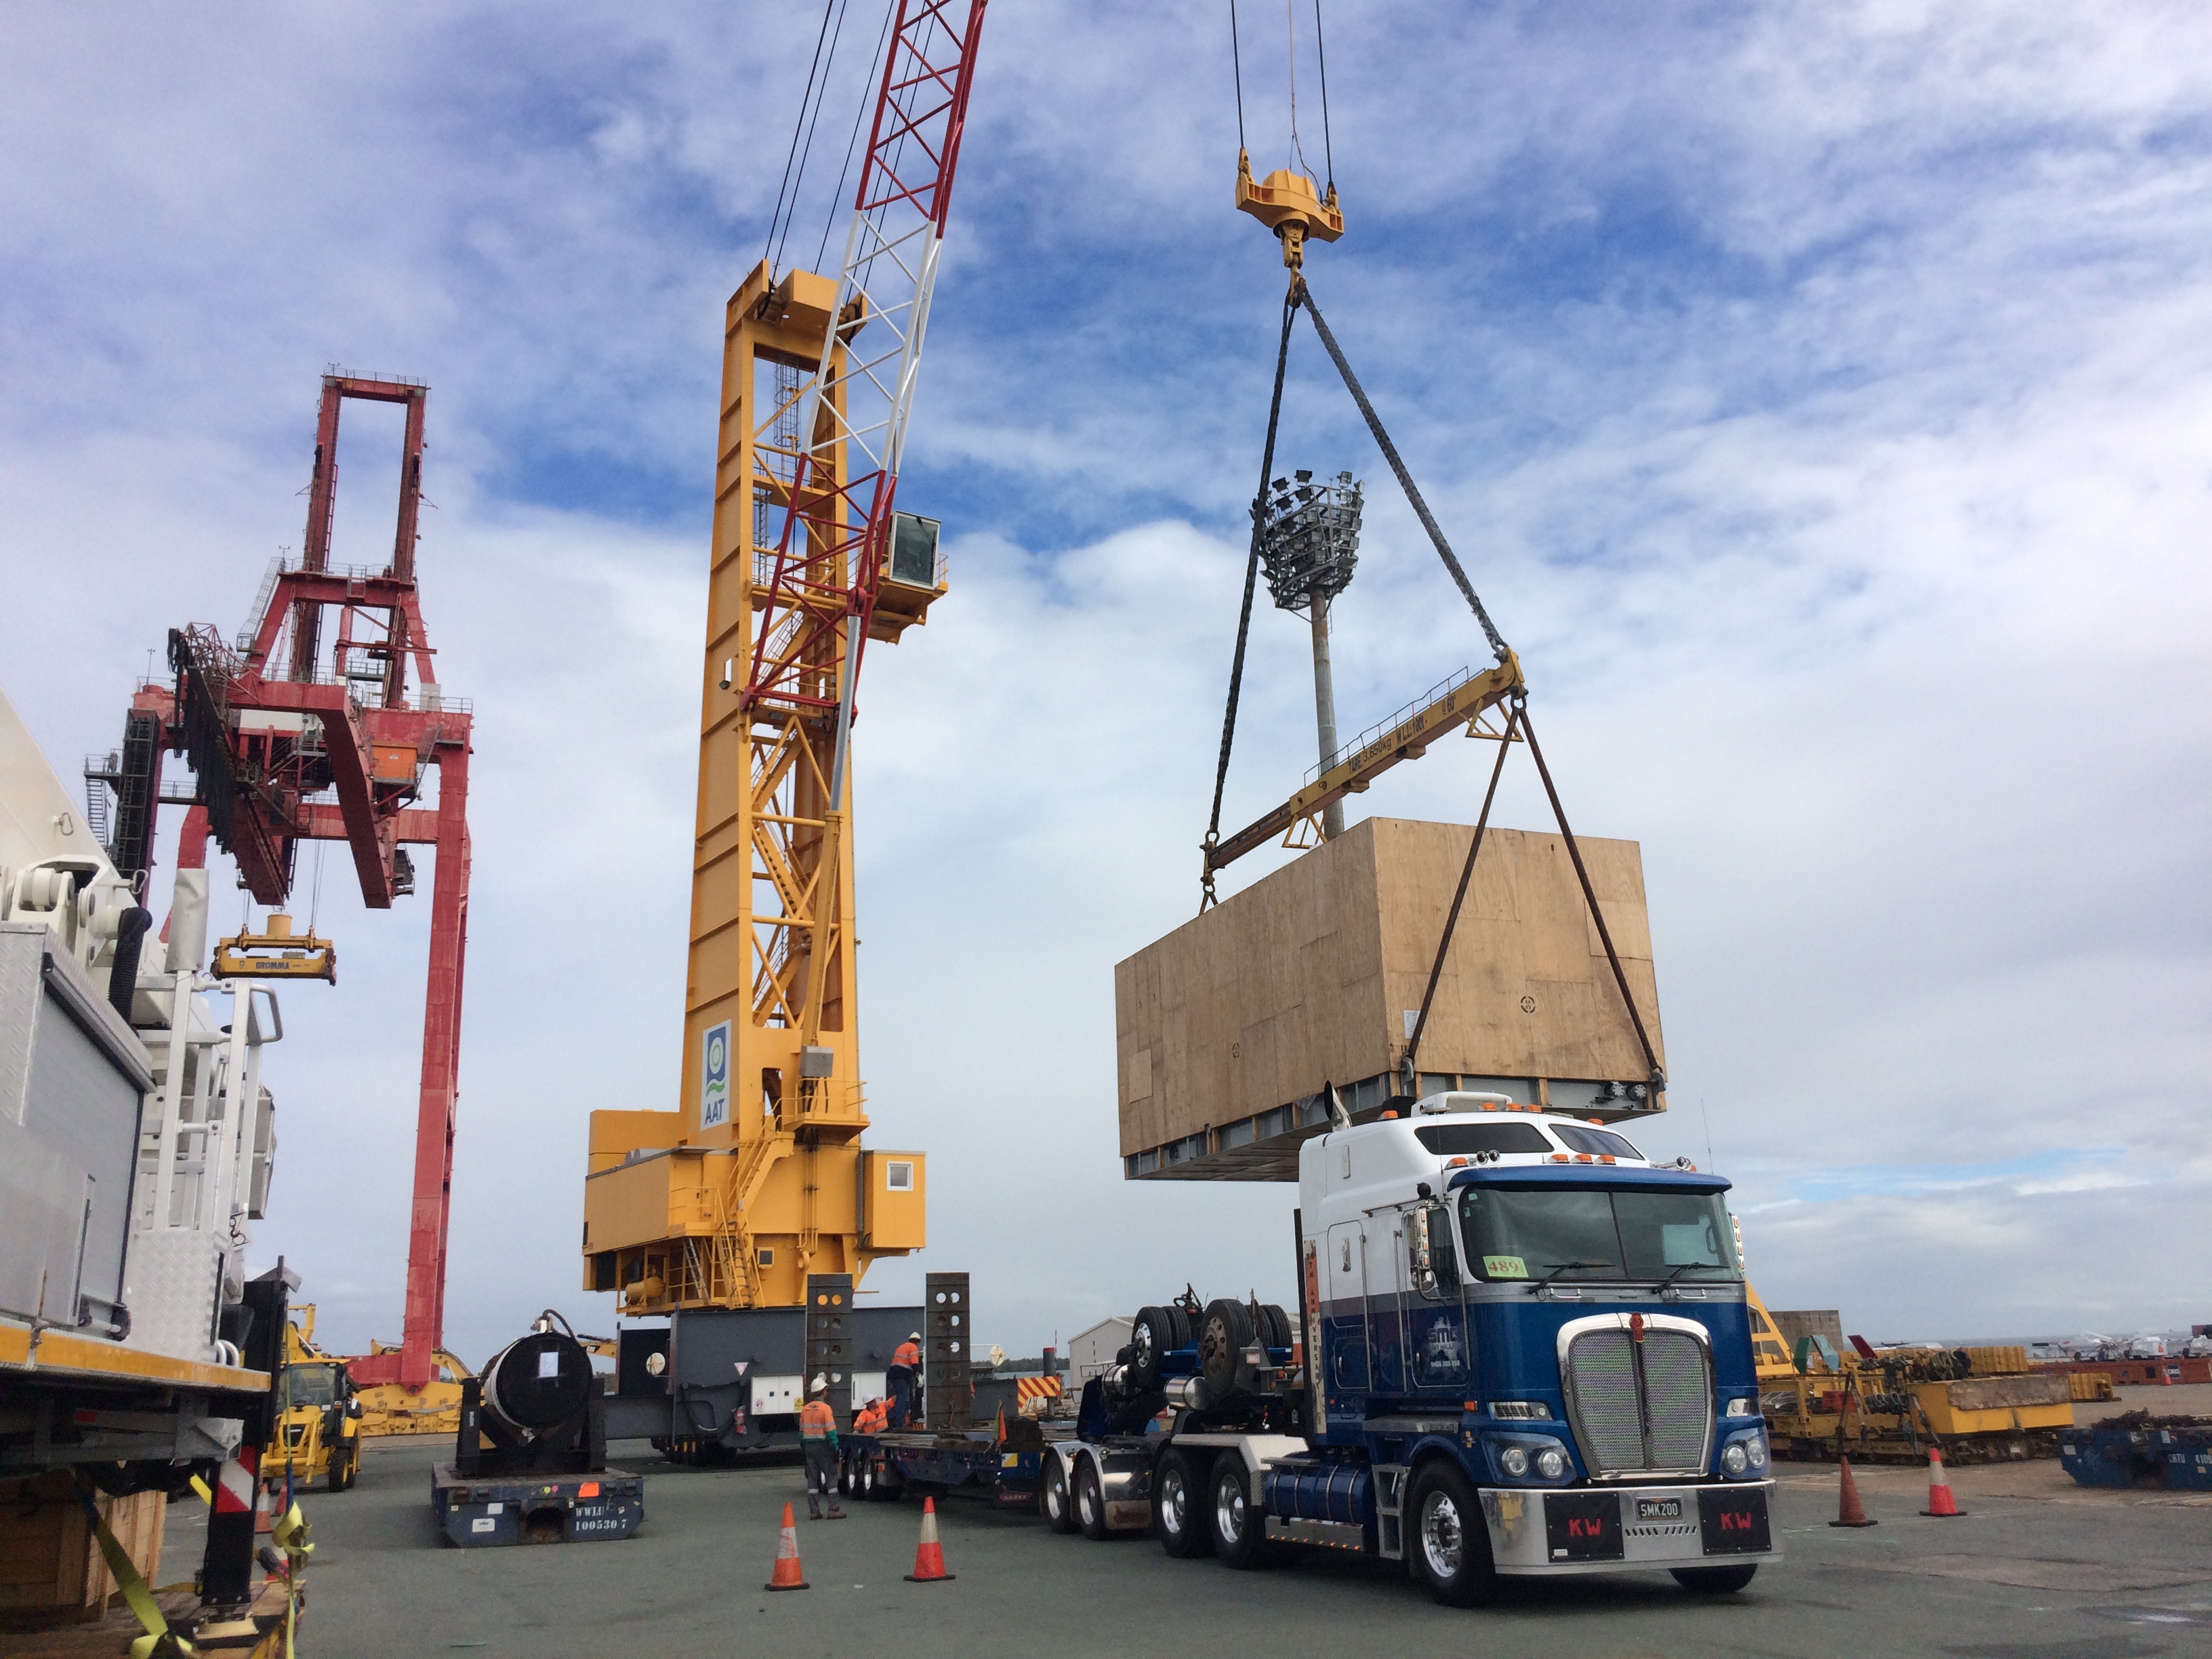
[1,1,2206,1359]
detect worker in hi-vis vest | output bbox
[800,1376,845,1519]
[888,1332,923,1429]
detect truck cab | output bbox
[1290,1093,1776,1599]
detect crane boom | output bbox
[585,0,987,1319]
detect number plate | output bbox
[1635,1496,1683,1521]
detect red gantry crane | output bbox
[120,373,475,1427]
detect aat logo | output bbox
[700,1021,731,1128]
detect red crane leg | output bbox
[398,741,469,1387]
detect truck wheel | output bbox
[1671,1564,1757,1594]
[1153,1450,1208,1557]
[1076,1458,1112,1541]
[1199,1300,1254,1395]
[1132,1307,1180,1390]
[1408,1462,1499,1607]
[1210,1457,1270,1570]
[1043,1456,1076,1534]
[1259,1303,1294,1353]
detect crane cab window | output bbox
[1415,1122,1550,1156]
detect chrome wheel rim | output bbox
[1161,1469,1186,1536]
[1079,1474,1099,1525]
[1215,1477,1244,1542]
[1420,1490,1465,1579]
[1046,1469,1065,1519]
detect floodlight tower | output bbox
[1258,469,1364,838]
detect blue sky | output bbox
[3,2,2209,1361]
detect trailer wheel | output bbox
[1210,1457,1270,1570]
[1043,1456,1077,1534]
[1408,1462,1499,1607]
[1153,1450,1208,1557]
[1199,1300,1255,1395]
[1258,1303,1294,1353]
[1076,1458,1112,1541]
[1671,1564,1757,1595]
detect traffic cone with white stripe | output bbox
[764,1501,810,1591]
[1919,1448,1965,1517]
[904,1496,956,1582]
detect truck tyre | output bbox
[1153,1450,1209,1557]
[1408,1462,1499,1607]
[1258,1303,1294,1353]
[1210,1456,1271,1570]
[1671,1564,1758,1594]
[1199,1300,1255,1395]
[1043,1455,1076,1534]
[1132,1307,1181,1390]
[1076,1458,1112,1541]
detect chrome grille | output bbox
[1561,1316,1714,1477]
[1563,1330,1643,1473]
[1642,1330,1711,1470]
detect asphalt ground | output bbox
[155,1393,2211,1659]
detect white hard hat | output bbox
[909,1330,922,1341]
[810,1374,828,1393]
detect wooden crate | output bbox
[0,1471,167,1622]
[1115,817,1666,1179]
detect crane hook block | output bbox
[1235,148,1343,270]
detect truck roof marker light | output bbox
[1573,1153,1593,1163]
[1599,1154,1616,1165]
[1445,1156,1469,1168]
[1380,1109,1399,1120]
[1587,1118,1604,1126]
[1549,1153,1569,1163]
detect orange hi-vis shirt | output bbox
[800,1399,836,1440]
[893,1340,922,1370]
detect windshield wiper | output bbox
[1534,1259,1614,1287]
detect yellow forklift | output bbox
[264,1305,363,1493]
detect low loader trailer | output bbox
[842,1097,1779,1607]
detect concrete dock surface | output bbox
[148,1395,2208,1659]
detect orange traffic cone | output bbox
[764,1501,811,1591]
[1829,1456,1877,1528]
[903,1496,956,1583]
[1919,1448,1965,1517]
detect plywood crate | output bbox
[1115,817,1666,1180]
[0,1470,167,1622]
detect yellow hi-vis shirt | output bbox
[800,1399,837,1440]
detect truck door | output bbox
[1324,1221,1369,1393]
[1369,1216,1407,1393]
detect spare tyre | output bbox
[1198,1298,1255,1395]
[1130,1306,1179,1390]
[1258,1303,1294,1355]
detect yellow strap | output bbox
[271,1500,314,1659]
[73,1481,195,1658]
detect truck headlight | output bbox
[1721,1441,1749,1477]
[1500,1446,1530,1478]
[1535,1447,1567,1480]
[1746,1432,1767,1469]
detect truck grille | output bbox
[1560,1318,1713,1477]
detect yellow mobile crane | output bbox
[581,3,986,1323]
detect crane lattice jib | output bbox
[741,0,987,747]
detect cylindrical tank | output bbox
[1264,1458,1372,1527]
[479,1324,593,1439]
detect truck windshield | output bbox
[1458,1187,1740,1284]
[280,1363,342,1409]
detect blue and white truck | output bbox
[846,1093,1778,1606]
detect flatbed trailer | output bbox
[430,1463,646,1546]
